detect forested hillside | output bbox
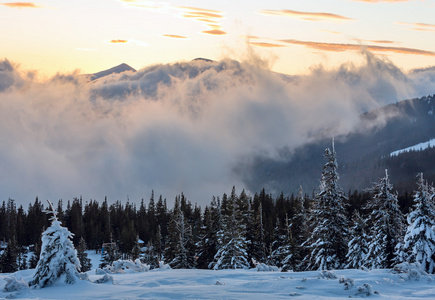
[242,94,435,195]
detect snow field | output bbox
[2,266,435,299]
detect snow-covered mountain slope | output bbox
[390,139,435,157]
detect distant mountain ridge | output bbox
[241,94,435,196]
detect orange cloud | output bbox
[249,42,286,48]
[182,11,223,19]
[178,6,222,14]
[196,18,219,24]
[202,29,226,36]
[179,7,223,22]
[177,6,225,37]
[241,35,261,39]
[1,2,41,8]
[352,38,400,44]
[163,34,187,39]
[369,40,399,44]
[397,22,435,32]
[109,39,128,44]
[259,9,353,21]
[280,39,435,56]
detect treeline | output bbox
[0,184,413,271]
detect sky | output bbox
[1,0,435,207]
[1,0,435,76]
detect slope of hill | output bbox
[241,94,435,195]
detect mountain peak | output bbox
[192,57,214,63]
[91,63,136,80]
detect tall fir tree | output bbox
[303,140,349,270]
[365,169,405,269]
[210,187,249,270]
[290,186,309,270]
[251,202,267,263]
[346,211,369,269]
[131,235,142,261]
[99,241,120,268]
[77,237,92,272]
[270,214,295,271]
[402,173,435,273]
[30,200,81,288]
[29,241,41,269]
[164,196,181,264]
[0,235,19,273]
[196,203,218,269]
[141,241,160,269]
[169,211,196,269]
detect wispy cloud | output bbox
[182,11,223,20]
[397,22,435,32]
[202,29,226,36]
[259,9,354,22]
[105,39,149,47]
[163,34,188,39]
[249,42,286,48]
[119,2,226,37]
[281,39,435,56]
[178,6,226,35]
[178,6,222,14]
[1,2,41,8]
[352,38,400,44]
[108,39,129,44]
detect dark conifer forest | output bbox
[0,178,414,272]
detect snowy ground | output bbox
[1,252,435,299]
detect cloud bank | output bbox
[0,54,434,206]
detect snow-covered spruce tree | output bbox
[0,235,19,273]
[30,200,81,288]
[290,186,309,270]
[346,210,369,269]
[303,140,349,270]
[210,187,250,270]
[270,214,295,271]
[29,242,41,269]
[365,169,405,269]
[141,241,160,269]
[197,197,221,269]
[402,173,435,273]
[169,211,196,269]
[164,196,181,264]
[77,237,92,272]
[131,235,142,261]
[99,241,120,268]
[251,202,267,264]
